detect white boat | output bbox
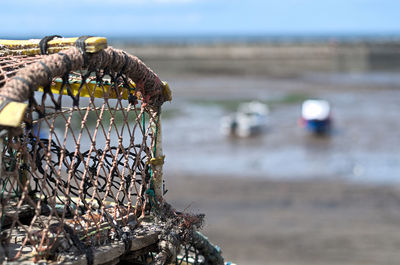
[299,99,332,134]
[221,101,269,137]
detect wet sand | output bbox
[166,175,400,265]
[114,43,400,264]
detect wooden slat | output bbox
[0,37,107,56]
[0,100,27,127]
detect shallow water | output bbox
[34,72,400,184]
[162,74,400,183]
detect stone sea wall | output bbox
[120,42,400,76]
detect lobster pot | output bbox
[0,39,168,263]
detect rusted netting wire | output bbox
[0,55,44,88]
[0,46,164,263]
[0,47,166,106]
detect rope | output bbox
[0,47,166,106]
[75,35,92,66]
[39,35,62,55]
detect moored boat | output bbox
[221,101,269,137]
[299,99,332,134]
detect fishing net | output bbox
[0,37,223,265]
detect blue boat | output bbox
[300,99,332,134]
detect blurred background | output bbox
[2,0,400,264]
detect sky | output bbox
[1,0,400,38]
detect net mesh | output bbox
[0,42,223,265]
[0,55,42,88]
[0,47,164,263]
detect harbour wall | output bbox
[119,42,400,77]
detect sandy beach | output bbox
[166,175,400,265]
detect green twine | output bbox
[144,112,160,210]
[152,115,159,156]
[2,148,22,197]
[142,111,146,132]
[145,188,156,207]
[0,146,21,228]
